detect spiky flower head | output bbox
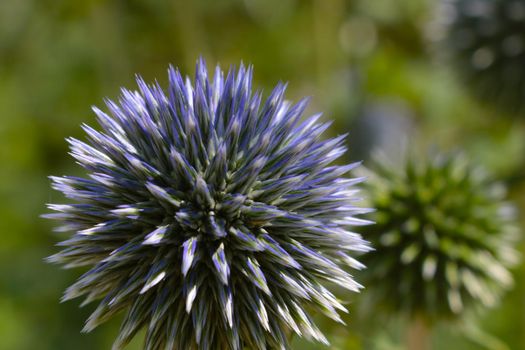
[44,59,371,349]
[359,152,519,321]
[438,0,525,115]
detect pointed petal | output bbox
[212,243,230,285]
[181,237,198,276]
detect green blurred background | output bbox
[1,0,524,349]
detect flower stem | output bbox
[407,316,431,350]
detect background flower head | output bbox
[359,152,519,321]
[439,0,525,115]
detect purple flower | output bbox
[44,58,371,349]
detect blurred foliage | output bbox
[1,0,524,349]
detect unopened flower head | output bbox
[44,59,371,349]
[360,152,519,321]
[438,0,525,115]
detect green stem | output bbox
[406,316,431,350]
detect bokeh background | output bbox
[1,0,524,349]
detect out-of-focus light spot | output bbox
[464,0,493,17]
[471,47,494,69]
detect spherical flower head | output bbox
[44,59,371,349]
[359,152,519,321]
[439,0,525,115]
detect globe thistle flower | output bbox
[360,152,519,321]
[439,0,525,115]
[44,59,371,349]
